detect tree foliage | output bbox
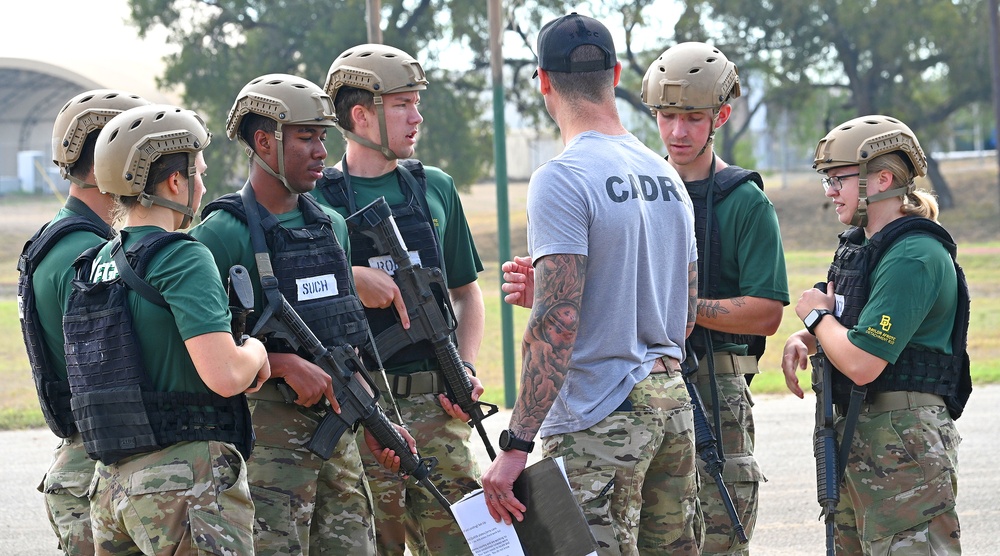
[683,0,993,207]
[126,0,493,196]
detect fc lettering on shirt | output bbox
[297,274,339,301]
[606,173,682,203]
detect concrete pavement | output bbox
[3,384,997,555]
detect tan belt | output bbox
[373,371,446,398]
[864,391,945,414]
[697,352,758,376]
[650,356,682,375]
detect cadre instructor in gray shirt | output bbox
[481,12,702,555]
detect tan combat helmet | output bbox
[227,73,337,193]
[814,115,927,227]
[95,104,211,229]
[641,42,741,113]
[51,89,151,188]
[324,44,428,160]
[641,42,741,157]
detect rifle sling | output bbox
[837,384,867,483]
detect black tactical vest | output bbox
[17,197,113,438]
[316,160,449,366]
[686,166,767,360]
[63,231,254,463]
[202,192,368,350]
[824,216,972,419]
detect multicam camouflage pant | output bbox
[37,432,95,555]
[90,440,254,556]
[834,404,962,555]
[247,397,375,556]
[540,369,702,556]
[361,392,481,555]
[692,354,765,556]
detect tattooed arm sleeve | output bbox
[509,253,587,440]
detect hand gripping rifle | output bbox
[231,264,452,512]
[681,342,748,544]
[345,197,499,460]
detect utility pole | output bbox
[367,0,382,44]
[991,0,1000,217]
[488,0,516,408]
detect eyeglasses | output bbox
[821,172,860,193]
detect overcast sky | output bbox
[4,0,175,102]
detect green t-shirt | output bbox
[847,234,957,363]
[189,196,353,323]
[712,182,790,304]
[32,206,109,381]
[90,226,231,393]
[311,164,484,288]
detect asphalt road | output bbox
[2,384,997,555]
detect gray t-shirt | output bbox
[528,131,696,437]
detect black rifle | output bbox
[811,339,839,556]
[681,344,748,544]
[346,197,499,460]
[238,266,452,512]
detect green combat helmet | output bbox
[813,115,927,227]
[95,104,211,229]
[324,44,428,160]
[641,42,741,155]
[51,89,150,188]
[227,74,337,193]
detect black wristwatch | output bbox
[803,308,833,335]
[499,429,535,453]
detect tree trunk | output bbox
[925,156,955,210]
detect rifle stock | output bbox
[255,287,452,512]
[346,197,499,460]
[681,346,748,544]
[228,265,254,346]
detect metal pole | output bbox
[489,0,516,408]
[367,0,383,44]
[990,0,1000,219]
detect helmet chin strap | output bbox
[849,164,913,228]
[696,108,722,158]
[137,152,198,229]
[336,94,400,161]
[242,126,297,194]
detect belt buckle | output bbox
[391,375,412,398]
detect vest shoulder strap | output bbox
[110,231,196,309]
[713,165,763,196]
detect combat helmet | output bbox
[813,115,927,227]
[641,42,741,158]
[95,104,211,228]
[227,73,337,192]
[641,42,741,114]
[324,44,428,160]
[51,89,151,188]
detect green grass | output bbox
[2,245,997,427]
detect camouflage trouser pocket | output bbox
[189,507,254,556]
[861,470,957,543]
[566,466,619,551]
[250,485,298,555]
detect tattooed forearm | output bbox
[697,299,732,319]
[510,254,587,438]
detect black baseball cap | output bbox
[533,12,616,78]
